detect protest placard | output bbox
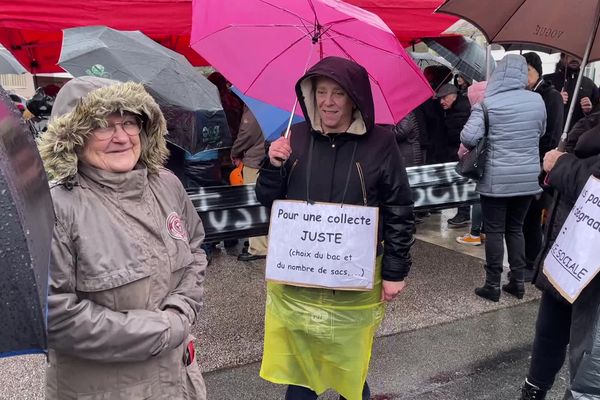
[544,176,600,303]
[265,200,379,290]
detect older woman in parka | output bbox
[256,57,415,400]
[38,76,207,400]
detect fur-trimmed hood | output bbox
[38,76,168,182]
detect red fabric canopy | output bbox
[346,0,458,46]
[0,0,457,73]
[0,0,204,73]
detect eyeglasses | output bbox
[92,118,142,140]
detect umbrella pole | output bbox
[486,44,492,80]
[283,44,317,139]
[283,99,298,139]
[560,3,600,149]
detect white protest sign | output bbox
[544,176,600,303]
[266,200,379,290]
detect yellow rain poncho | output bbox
[260,258,383,400]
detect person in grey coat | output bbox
[460,54,546,302]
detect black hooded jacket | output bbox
[443,94,471,162]
[533,124,600,299]
[534,79,564,161]
[256,56,414,281]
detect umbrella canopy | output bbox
[408,51,453,69]
[230,86,304,142]
[437,0,600,139]
[0,0,208,73]
[437,0,600,62]
[423,36,489,82]
[0,45,26,74]
[191,0,433,125]
[59,26,231,154]
[0,85,53,357]
[0,0,457,74]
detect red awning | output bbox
[346,0,458,46]
[0,0,457,73]
[0,0,203,73]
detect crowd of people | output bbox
[9,45,596,400]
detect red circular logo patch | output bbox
[166,212,188,241]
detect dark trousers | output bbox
[456,205,471,218]
[527,292,572,391]
[285,383,370,400]
[470,202,483,236]
[522,196,544,270]
[480,195,533,283]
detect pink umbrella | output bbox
[190,0,433,125]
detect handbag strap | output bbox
[481,103,489,138]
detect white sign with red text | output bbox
[266,200,379,290]
[544,176,600,303]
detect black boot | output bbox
[475,284,501,302]
[502,280,525,299]
[475,273,501,302]
[520,379,546,400]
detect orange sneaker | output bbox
[456,233,482,246]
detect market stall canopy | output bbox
[0,0,207,73]
[347,0,459,46]
[0,0,457,74]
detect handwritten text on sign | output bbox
[544,176,600,303]
[266,200,378,290]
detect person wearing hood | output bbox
[454,73,472,95]
[255,56,414,400]
[461,54,546,302]
[37,76,207,400]
[544,53,599,129]
[521,52,565,282]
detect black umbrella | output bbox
[0,45,26,75]
[423,36,491,82]
[59,26,231,154]
[0,85,53,357]
[408,51,453,70]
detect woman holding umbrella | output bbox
[256,56,415,400]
